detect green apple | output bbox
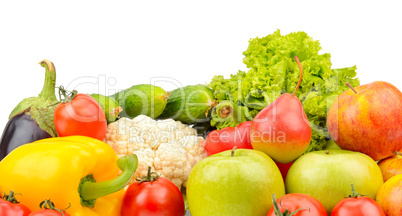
[286,150,384,214]
[187,148,285,216]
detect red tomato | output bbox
[0,191,31,216]
[54,93,107,140]
[267,193,327,216]
[205,121,253,156]
[331,196,385,216]
[29,210,70,216]
[121,177,185,216]
[28,200,70,216]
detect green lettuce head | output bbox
[208,30,359,152]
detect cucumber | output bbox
[112,84,169,119]
[157,84,216,124]
[89,94,122,124]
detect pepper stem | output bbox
[38,60,57,101]
[78,154,138,207]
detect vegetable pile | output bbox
[1,29,402,216]
[105,115,207,189]
[209,30,359,151]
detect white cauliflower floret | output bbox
[131,148,155,178]
[105,115,207,189]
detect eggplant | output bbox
[0,60,58,161]
[0,114,52,160]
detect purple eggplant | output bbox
[0,114,52,160]
[0,60,58,161]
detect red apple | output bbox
[327,81,402,161]
[376,174,402,216]
[378,151,402,182]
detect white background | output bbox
[1,0,401,132]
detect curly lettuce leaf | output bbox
[208,30,359,152]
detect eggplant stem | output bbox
[38,60,57,101]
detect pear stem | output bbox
[346,82,358,94]
[231,146,237,157]
[292,56,303,96]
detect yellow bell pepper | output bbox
[0,136,138,216]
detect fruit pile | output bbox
[0,30,401,216]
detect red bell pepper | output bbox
[205,121,253,156]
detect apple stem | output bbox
[394,151,402,156]
[346,82,358,94]
[231,146,237,157]
[292,56,303,96]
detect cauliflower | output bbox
[105,115,207,188]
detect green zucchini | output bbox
[157,84,216,124]
[112,84,169,119]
